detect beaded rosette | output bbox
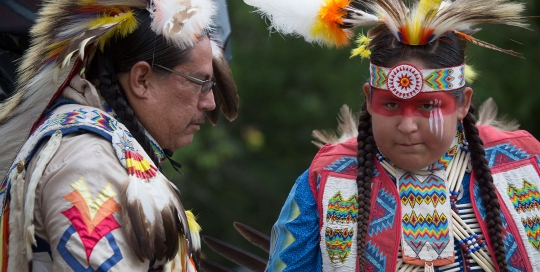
[370,63,466,99]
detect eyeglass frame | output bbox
[154,64,216,93]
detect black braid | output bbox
[96,51,162,167]
[356,102,376,270]
[463,104,508,272]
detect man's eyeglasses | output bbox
[155,64,215,93]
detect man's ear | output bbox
[457,87,473,120]
[124,61,153,100]
[363,83,373,115]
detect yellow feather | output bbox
[465,64,479,83]
[407,0,442,45]
[418,0,443,20]
[185,210,201,234]
[350,32,372,60]
[89,11,138,51]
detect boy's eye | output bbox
[384,103,399,110]
[420,104,438,110]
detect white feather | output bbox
[343,7,380,26]
[244,0,323,44]
[427,0,527,41]
[125,177,158,224]
[149,0,217,49]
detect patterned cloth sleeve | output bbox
[26,133,151,271]
[266,169,322,272]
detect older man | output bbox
[0,0,238,271]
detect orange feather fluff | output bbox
[312,0,351,47]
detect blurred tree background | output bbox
[167,0,540,269]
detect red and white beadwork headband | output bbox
[370,63,466,99]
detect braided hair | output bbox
[356,24,508,271]
[87,10,194,167]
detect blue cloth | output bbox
[266,169,321,272]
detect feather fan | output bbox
[233,222,270,253]
[202,236,268,272]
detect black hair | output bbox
[87,9,194,167]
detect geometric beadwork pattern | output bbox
[365,241,387,272]
[424,68,456,90]
[429,145,458,171]
[125,150,158,179]
[399,174,447,208]
[521,216,540,252]
[320,176,358,271]
[508,178,540,252]
[325,191,358,265]
[39,109,88,132]
[368,188,397,237]
[402,211,450,256]
[90,109,117,132]
[326,192,358,224]
[484,143,530,167]
[371,64,387,88]
[508,180,540,214]
[324,156,358,175]
[325,226,354,265]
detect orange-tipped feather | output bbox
[311,0,351,47]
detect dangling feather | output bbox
[312,104,358,148]
[233,222,270,253]
[454,30,524,58]
[208,40,239,125]
[120,149,198,262]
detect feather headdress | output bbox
[245,0,530,56]
[0,0,238,181]
[0,0,238,266]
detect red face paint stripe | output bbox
[371,90,457,118]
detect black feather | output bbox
[200,258,236,272]
[233,222,270,253]
[202,236,267,272]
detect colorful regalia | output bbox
[241,0,537,271]
[0,0,239,271]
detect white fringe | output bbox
[8,162,28,272]
[23,130,63,261]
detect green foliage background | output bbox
[167,0,540,268]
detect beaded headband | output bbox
[370,62,466,99]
